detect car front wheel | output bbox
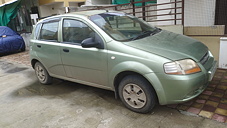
[34,62,52,85]
[119,75,157,113]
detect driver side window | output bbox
[63,19,94,44]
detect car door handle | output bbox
[63,49,69,52]
[37,45,41,48]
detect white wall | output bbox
[39,3,65,17]
[85,0,111,5]
[156,0,183,26]
[39,5,52,17]
[156,0,216,26]
[157,25,183,34]
[156,0,173,26]
[184,0,216,26]
[21,33,31,49]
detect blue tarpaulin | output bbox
[0,26,25,54]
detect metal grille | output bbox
[80,0,184,26]
[200,52,209,65]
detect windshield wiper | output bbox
[130,28,161,41]
[150,28,161,35]
[131,30,152,41]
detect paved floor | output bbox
[168,69,227,123]
[0,52,227,127]
[0,60,227,128]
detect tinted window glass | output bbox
[90,13,158,41]
[39,22,59,41]
[63,19,94,44]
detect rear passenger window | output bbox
[63,19,94,44]
[39,22,59,41]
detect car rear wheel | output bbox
[34,62,52,85]
[119,75,157,113]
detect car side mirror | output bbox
[81,38,97,48]
[81,33,104,49]
[81,38,104,49]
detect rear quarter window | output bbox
[39,22,59,41]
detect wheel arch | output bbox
[113,71,159,105]
[32,60,53,84]
[31,59,39,69]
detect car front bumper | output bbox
[144,61,218,105]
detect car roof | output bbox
[69,10,116,16]
[39,10,122,23]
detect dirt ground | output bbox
[0,51,30,66]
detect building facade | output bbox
[38,0,86,17]
[0,0,86,33]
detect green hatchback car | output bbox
[30,10,217,113]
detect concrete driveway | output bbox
[0,60,227,128]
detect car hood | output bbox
[124,30,208,61]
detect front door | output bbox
[60,19,108,87]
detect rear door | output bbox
[31,18,66,77]
[60,18,108,87]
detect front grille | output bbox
[200,52,209,65]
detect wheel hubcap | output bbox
[123,84,146,109]
[35,65,46,82]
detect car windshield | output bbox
[90,12,160,41]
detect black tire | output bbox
[118,75,157,113]
[34,62,52,85]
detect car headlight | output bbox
[164,59,201,75]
